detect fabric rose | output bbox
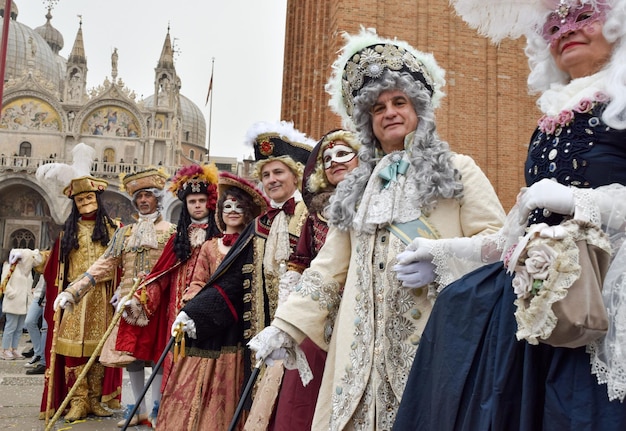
[512,267,534,299]
[573,98,593,114]
[556,109,574,126]
[524,243,557,281]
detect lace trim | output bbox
[573,188,601,225]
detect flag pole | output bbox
[206,57,215,160]
[0,0,13,106]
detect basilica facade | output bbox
[0,3,210,259]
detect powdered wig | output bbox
[131,187,165,212]
[327,70,464,231]
[307,129,361,194]
[253,155,305,193]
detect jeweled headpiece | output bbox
[448,0,610,43]
[326,27,446,126]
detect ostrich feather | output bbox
[35,143,97,188]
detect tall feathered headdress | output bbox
[448,0,611,43]
[168,163,219,210]
[35,143,97,189]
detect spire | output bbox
[34,8,64,54]
[157,24,175,70]
[68,15,86,66]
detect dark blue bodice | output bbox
[524,103,626,225]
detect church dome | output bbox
[143,94,207,146]
[34,10,64,54]
[0,10,64,88]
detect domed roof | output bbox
[1,13,64,87]
[34,10,64,54]
[143,94,207,146]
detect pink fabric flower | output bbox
[573,98,593,114]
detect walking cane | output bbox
[44,277,143,431]
[45,238,65,425]
[227,358,263,431]
[120,335,176,431]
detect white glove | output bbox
[248,326,294,367]
[394,260,436,289]
[278,270,302,306]
[109,290,121,309]
[171,311,196,339]
[53,291,74,311]
[518,179,575,224]
[397,236,480,265]
[8,249,22,264]
[116,295,129,318]
[396,238,436,265]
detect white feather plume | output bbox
[243,120,316,148]
[35,143,97,188]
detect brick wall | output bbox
[281,0,542,210]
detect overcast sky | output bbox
[18,0,288,161]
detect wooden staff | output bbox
[45,235,64,425]
[44,276,143,431]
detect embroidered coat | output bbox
[273,154,505,430]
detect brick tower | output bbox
[280,0,541,210]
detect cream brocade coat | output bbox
[273,154,506,431]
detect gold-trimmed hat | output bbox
[244,120,314,166]
[63,176,108,198]
[120,168,168,196]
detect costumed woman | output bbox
[393,1,626,430]
[158,172,268,430]
[249,28,506,431]
[120,163,221,427]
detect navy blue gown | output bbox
[393,102,626,431]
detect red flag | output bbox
[205,72,213,106]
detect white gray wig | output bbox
[327,70,464,231]
[131,187,165,212]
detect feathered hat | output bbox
[448,0,612,43]
[325,27,446,128]
[168,163,219,210]
[120,168,169,196]
[35,143,99,194]
[216,171,269,231]
[244,120,315,166]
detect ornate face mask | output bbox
[322,143,357,169]
[223,198,244,214]
[75,192,98,215]
[542,0,608,46]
